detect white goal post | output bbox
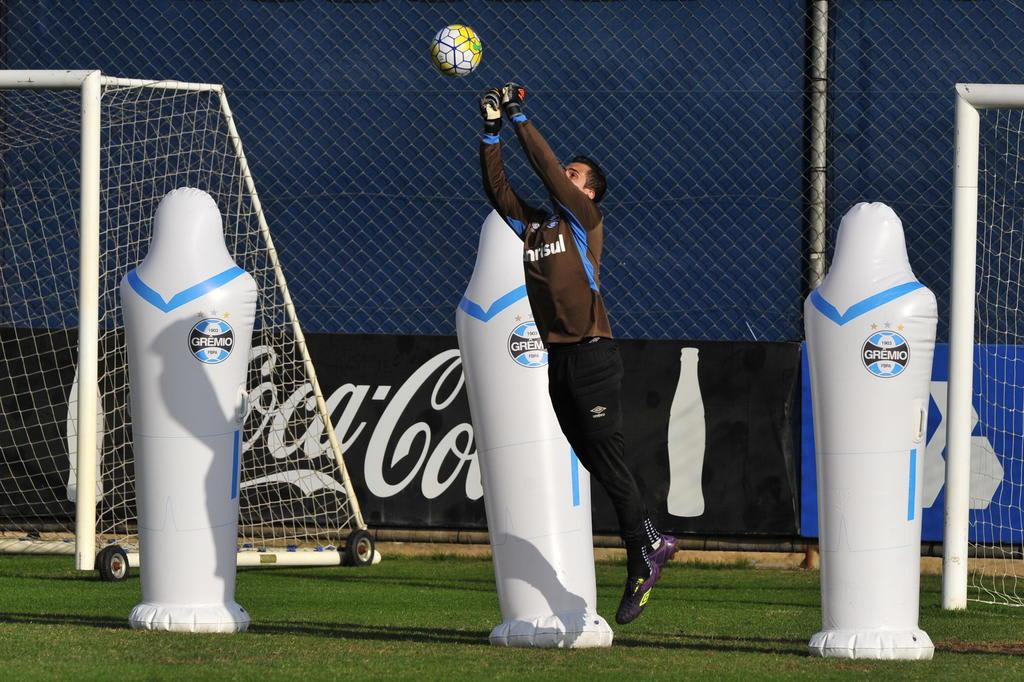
[0,70,368,572]
[944,83,1024,609]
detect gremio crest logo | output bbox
[508,321,547,368]
[189,318,235,364]
[862,330,909,378]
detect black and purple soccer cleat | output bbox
[615,534,679,625]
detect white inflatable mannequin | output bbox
[122,188,256,633]
[456,210,613,648]
[804,202,935,659]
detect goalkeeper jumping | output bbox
[477,83,679,625]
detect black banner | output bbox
[0,329,801,537]
[304,334,802,536]
[0,326,133,530]
[0,327,79,522]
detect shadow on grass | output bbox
[936,640,1024,656]
[0,612,126,629]
[251,569,496,593]
[251,619,490,645]
[7,611,1019,657]
[615,632,808,656]
[672,599,818,610]
[595,579,819,596]
[0,611,490,645]
[6,574,138,584]
[615,631,1024,658]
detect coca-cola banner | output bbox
[0,329,800,536]
[305,334,802,536]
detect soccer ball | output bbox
[430,24,482,77]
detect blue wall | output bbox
[5,1,1024,340]
[3,1,807,338]
[802,342,1024,544]
[828,1,1024,342]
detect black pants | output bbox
[547,338,647,546]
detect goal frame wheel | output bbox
[343,529,375,567]
[96,545,129,582]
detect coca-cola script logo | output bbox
[242,346,482,504]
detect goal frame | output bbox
[0,70,365,571]
[943,83,1024,609]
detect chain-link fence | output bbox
[828,1,1024,342]
[3,0,1024,342]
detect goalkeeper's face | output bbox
[564,162,597,201]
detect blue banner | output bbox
[802,343,1020,543]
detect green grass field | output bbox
[1,553,1023,680]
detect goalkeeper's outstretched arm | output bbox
[501,84,602,232]
[478,87,543,239]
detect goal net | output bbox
[0,72,364,570]
[966,106,1024,606]
[946,84,1024,608]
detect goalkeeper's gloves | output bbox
[501,82,526,120]
[480,88,502,135]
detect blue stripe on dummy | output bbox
[810,281,924,326]
[907,448,917,521]
[481,133,500,145]
[504,216,526,237]
[458,285,528,323]
[511,113,527,123]
[558,202,598,291]
[127,266,246,313]
[570,448,580,507]
[231,430,240,500]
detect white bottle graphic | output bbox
[666,347,706,517]
[65,365,104,503]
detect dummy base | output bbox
[130,601,250,633]
[489,610,613,648]
[809,628,934,660]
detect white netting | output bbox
[0,81,360,559]
[968,108,1024,606]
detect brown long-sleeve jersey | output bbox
[480,117,613,345]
